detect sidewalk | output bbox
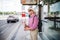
[13,21,42,40]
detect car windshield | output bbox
[9,16,15,18]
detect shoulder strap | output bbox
[33,15,36,24]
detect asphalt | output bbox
[0,20,42,40]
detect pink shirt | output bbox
[29,14,39,30]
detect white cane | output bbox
[23,17,27,40]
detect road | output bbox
[0,18,60,40]
[0,20,41,40]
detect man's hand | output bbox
[25,24,28,27]
[24,27,30,31]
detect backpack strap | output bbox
[32,15,37,24]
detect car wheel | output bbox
[7,21,9,23]
[17,20,19,22]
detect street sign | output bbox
[22,12,26,17]
[21,0,39,5]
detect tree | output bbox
[0,12,3,15]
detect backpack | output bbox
[33,15,42,32]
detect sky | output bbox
[0,0,38,12]
[0,0,22,12]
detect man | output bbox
[24,8,39,40]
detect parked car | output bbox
[7,16,19,23]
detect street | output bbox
[0,20,41,40]
[0,0,60,40]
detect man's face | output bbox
[29,11,33,15]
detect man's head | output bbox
[28,8,35,15]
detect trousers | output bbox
[30,28,38,40]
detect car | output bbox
[7,16,19,23]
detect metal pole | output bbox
[54,15,56,28]
[38,0,42,32]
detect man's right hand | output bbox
[24,27,29,31]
